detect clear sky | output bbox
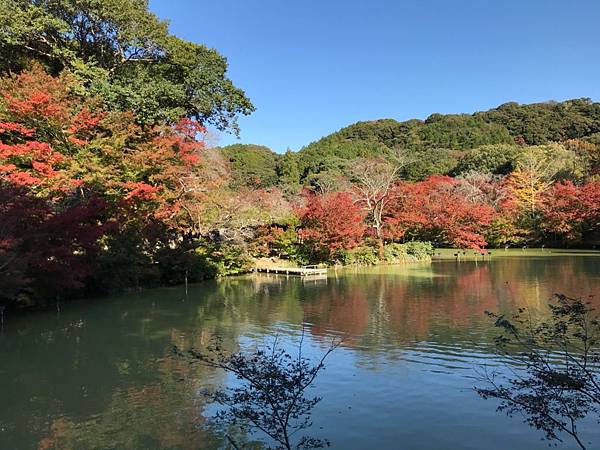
[149,0,600,153]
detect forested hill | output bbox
[222,98,600,185]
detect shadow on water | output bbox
[0,255,599,449]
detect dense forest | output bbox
[1,0,599,310]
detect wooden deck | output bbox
[254,265,328,276]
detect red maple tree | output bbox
[299,191,366,257]
[0,65,208,304]
[386,176,495,250]
[540,180,600,244]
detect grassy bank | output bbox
[433,248,600,260]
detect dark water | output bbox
[2,253,600,450]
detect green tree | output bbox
[477,98,600,145]
[277,149,301,192]
[454,144,523,175]
[401,147,459,181]
[419,113,513,149]
[294,99,600,185]
[0,0,254,129]
[221,144,280,189]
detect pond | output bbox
[1,251,600,449]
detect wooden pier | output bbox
[254,265,328,277]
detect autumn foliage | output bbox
[0,66,207,306]
[299,191,366,258]
[540,180,600,243]
[386,176,496,250]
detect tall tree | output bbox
[0,65,210,303]
[508,144,580,218]
[0,0,254,130]
[455,172,508,211]
[299,191,366,261]
[348,154,408,258]
[221,144,280,189]
[277,149,301,192]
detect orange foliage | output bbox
[299,191,367,255]
[387,176,495,250]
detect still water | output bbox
[1,252,600,450]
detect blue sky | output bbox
[150,0,600,152]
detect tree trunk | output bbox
[376,228,385,261]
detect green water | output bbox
[2,253,600,449]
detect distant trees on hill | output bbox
[224,98,600,189]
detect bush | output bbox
[384,241,434,263]
[157,245,219,284]
[404,241,434,260]
[384,243,408,262]
[195,242,253,277]
[90,228,161,294]
[336,246,379,266]
[270,227,311,266]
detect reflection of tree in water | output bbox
[30,333,228,448]
[303,259,600,354]
[6,277,326,450]
[302,265,498,349]
[0,287,249,450]
[37,381,211,450]
[368,273,392,345]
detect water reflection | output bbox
[0,256,599,449]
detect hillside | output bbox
[221,99,600,186]
[295,98,600,181]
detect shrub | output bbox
[270,227,311,266]
[384,243,408,262]
[336,246,379,266]
[384,241,434,263]
[404,241,434,260]
[195,242,253,277]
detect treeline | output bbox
[2,1,600,310]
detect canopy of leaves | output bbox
[0,0,254,129]
[0,65,210,304]
[299,191,367,260]
[220,144,280,189]
[296,115,512,180]
[386,176,496,249]
[277,149,301,191]
[401,147,460,181]
[540,180,600,245]
[476,98,600,145]
[454,144,523,175]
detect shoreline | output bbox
[5,248,600,317]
